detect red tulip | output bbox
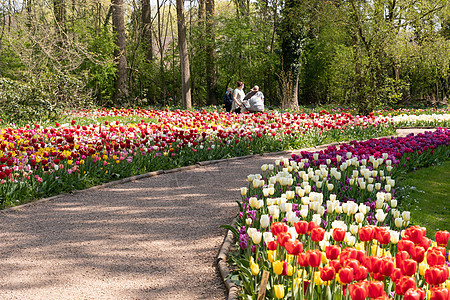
[294,221,308,235]
[430,287,450,300]
[267,240,277,250]
[348,281,368,300]
[411,246,426,263]
[395,275,416,295]
[320,266,336,281]
[401,259,417,277]
[271,222,289,235]
[311,227,325,242]
[398,239,415,255]
[285,239,303,256]
[368,281,384,298]
[427,248,446,266]
[338,267,354,284]
[391,268,403,284]
[353,265,368,282]
[366,256,382,274]
[375,228,391,245]
[435,230,450,247]
[326,245,340,260]
[425,266,449,286]
[404,288,426,300]
[404,226,427,245]
[332,228,346,242]
[396,250,411,270]
[298,253,308,267]
[359,226,374,242]
[307,221,318,233]
[277,232,292,248]
[306,249,322,267]
[379,256,395,277]
[329,259,341,273]
[373,272,386,281]
[419,237,432,250]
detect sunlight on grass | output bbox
[399,160,450,242]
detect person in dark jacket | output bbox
[223,88,233,112]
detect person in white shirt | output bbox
[232,81,246,113]
[247,85,264,113]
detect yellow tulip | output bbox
[273,261,283,275]
[268,250,277,263]
[287,264,294,276]
[274,284,285,299]
[314,271,324,285]
[250,262,259,276]
[321,252,328,265]
[355,242,365,251]
[286,254,294,264]
[419,261,429,276]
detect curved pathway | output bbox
[0,129,428,299]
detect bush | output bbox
[0,72,93,124]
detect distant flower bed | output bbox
[228,128,450,300]
[390,114,450,128]
[0,109,394,208]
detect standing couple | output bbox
[230,81,265,113]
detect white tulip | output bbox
[241,187,248,196]
[260,215,270,229]
[296,187,305,197]
[385,184,391,192]
[327,201,335,214]
[402,211,411,222]
[263,232,274,244]
[375,183,381,190]
[350,224,359,235]
[257,200,264,209]
[263,188,270,197]
[269,187,275,195]
[313,153,319,160]
[268,164,274,171]
[390,200,397,208]
[312,214,321,226]
[249,197,258,209]
[375,209,387,223]
[318,206,325,216]
[346,235,356,246]
[355,212,365,224]
[304,185,311,194]
[376,199,384,209]
[286,191,295,200]
[252,231,262,244]
[261,164,268,172]
[390,231,400,244]
[395,217,404,228]
[330,194,336,202]
[367,184,374,192]
[335,205,343,214]
[246,218,253,226]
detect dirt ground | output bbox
[0,128,431,299]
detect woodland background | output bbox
[0,0,449,122]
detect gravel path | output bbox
[0,129,430,299]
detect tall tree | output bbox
[176,0,192,109]
[278,0,309,110]
[205,0,217,105]
[142,0,153,62]
[112,0,129,102]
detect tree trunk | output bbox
[176,0,192,109]
[142,0,153,62]
[112,0,129,102]
[205,0,217,105]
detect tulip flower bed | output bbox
[227,128,450,299]
[0,109,396,208]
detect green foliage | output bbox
[0,73,93,124]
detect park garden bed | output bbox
[224,128,450,299]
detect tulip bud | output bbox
[402,211,411,222]
[390,199,397,208]
[355,212,365,224]
[350,224,359,235]
[261,164,268,172]
[274,284,285,299]
[385,184,391,192]
[390,230,400,244]
[260,214,270,229]
[268,164,274,171]
[240,187,248,196]
[249,197,258,209]
[395,217,404,228]
[252,231,262,244]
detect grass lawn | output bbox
[398,160,450,246]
